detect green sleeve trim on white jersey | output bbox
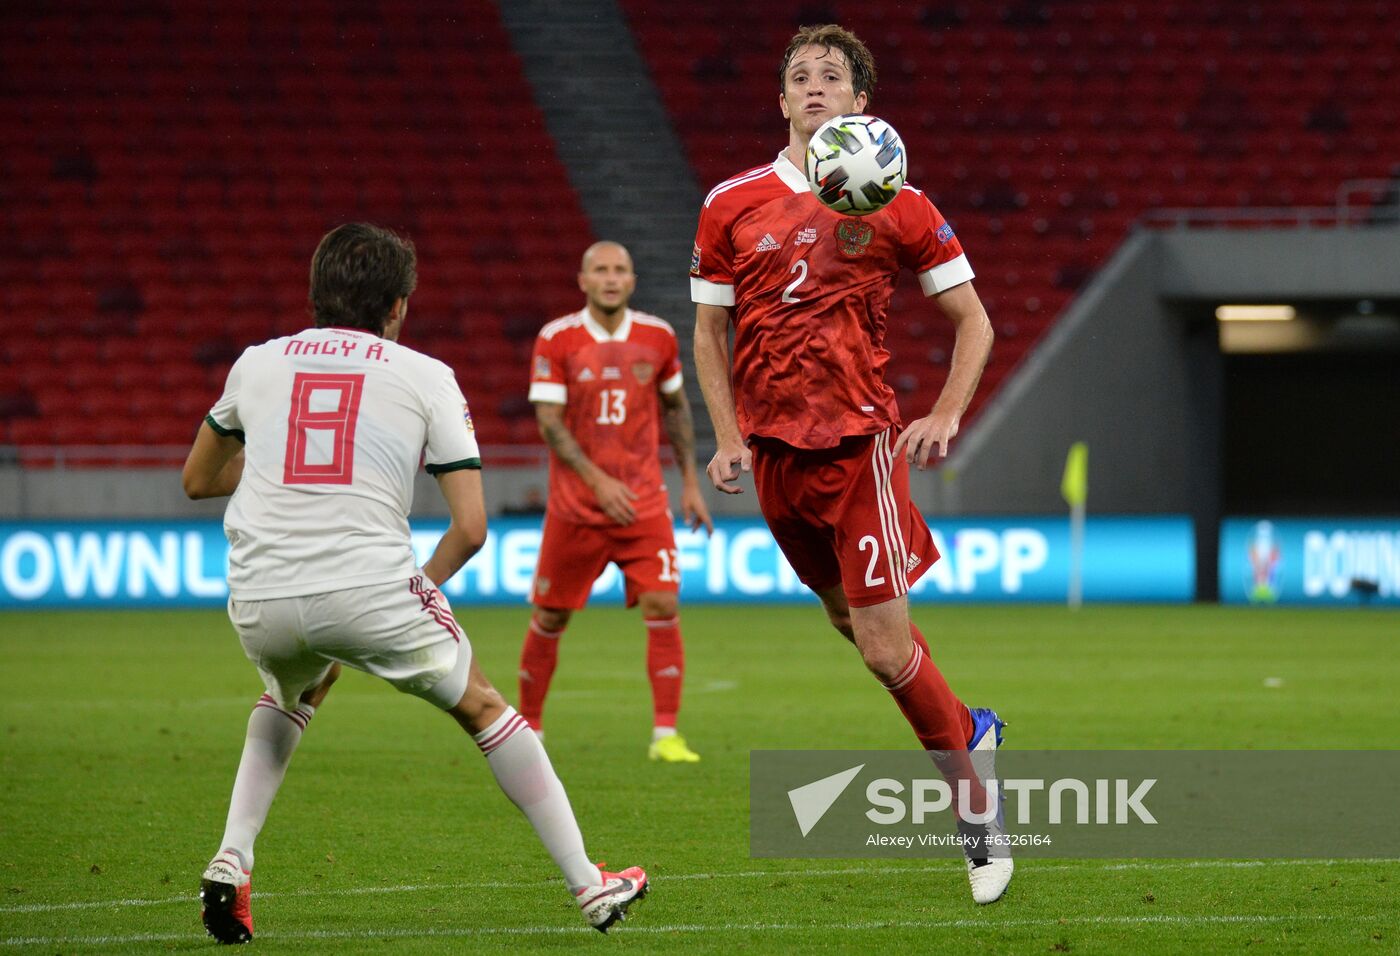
[426,457,482,475]
[204,414,246,443]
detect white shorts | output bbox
[228,571,472,712]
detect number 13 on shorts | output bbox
[657,548,679,583]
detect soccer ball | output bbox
[804,114,907,216]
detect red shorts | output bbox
[752,427,939,608]
[531,510,679,609]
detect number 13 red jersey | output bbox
[529,309,684,526]
[690,151,974,450]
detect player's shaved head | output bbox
[577,241,637,320]
[580,241,633,273]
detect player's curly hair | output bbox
[778,24,877,103]
[309,223,418,336]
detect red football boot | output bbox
[199,849,253,944]
[574,864,649,932]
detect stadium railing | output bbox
[1139,178,1400,229]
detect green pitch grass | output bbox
[2,605,1396,954]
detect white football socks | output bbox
[473,707,602,892]
[217,696,314,870]
[215,700,602,892]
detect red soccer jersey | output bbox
[528,309,684,526]
[690,151,974,450]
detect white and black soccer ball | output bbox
[804,114,907,216]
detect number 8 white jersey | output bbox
[207,326,480,600]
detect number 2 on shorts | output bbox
[858,534,887,587]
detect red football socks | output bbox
[904,623,974,744]
[645,616,684,728]
[882,624,985,812]
[518,617,563,730]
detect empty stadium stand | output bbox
[0,0,593,455]
[3,0,1397,458]
[620,0,1400,424]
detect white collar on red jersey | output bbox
[580,308,633,343]
[773,150,809,195]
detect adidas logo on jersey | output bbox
[654,665,682,678]
[577,367,595,382]
[755,233,781,252]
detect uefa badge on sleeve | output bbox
[463,403,475,431]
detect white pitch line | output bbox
[1,912,1386,948]
[2,866,956,914]
[3,858,1396,916]
[1102,859,1400,871]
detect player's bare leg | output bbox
[824,589,1012,903]
[816,585,938,654]
[519,606,572,738]
[637,591,698,762]
[200,664,341,943]
[448,658,648,929]
[845,595,920,683]
[844,595,981,783]
[816,588,966,741]
[815,585,857,642]
[447,657,510,732]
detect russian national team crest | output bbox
[835,218,874,256]
[632,362,655,385]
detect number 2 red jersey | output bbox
[528,309,684,526]
[690,151,975,450]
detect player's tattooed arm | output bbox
[661,388,714,534]
[534,401,600,479]
[534,401,638,524]
[660,388,700,481]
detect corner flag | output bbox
[1061,442,1088,507]
[1062,442,1088,609]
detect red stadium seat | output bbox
[8,2,1396,447]
[619,0,1399,425]
[1,2,592,449]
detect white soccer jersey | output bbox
[206,327,480,600]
